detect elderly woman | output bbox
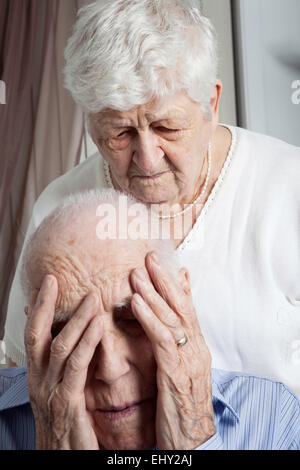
[4,0,300,399]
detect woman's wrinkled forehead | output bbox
[91,92,196,130]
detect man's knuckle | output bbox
[50,336,68,356]
[157,330,173,348]
[67,354,83,373]
[25,326,40,348]
[176,297,187,313]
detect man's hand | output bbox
[24,274,102,450]
[130,252,216,450]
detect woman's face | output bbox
[89,90,219,207]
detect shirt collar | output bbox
[211,377,240,422]
[0,367,30,411]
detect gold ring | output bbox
[176,334,188,348]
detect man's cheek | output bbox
[139,341,157,383]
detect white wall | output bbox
[201,0,237,126]
[233,0,300,146]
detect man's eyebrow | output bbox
[52,311,73,328]
[113,297,134,318]
[114,297,132,310]
[52,296,133,327]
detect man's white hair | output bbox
[20,188,180,303]
[63,0,218,119]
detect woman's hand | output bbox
[130,251,216,450]
[24,274,102,450]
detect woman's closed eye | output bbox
[114,129,135,139]
[155,126,179,133]
[152,126,182,140]
[116,130,130,138]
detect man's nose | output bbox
[93,331,130,384]
[132,129,165,174]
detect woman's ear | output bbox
[209,79,222,129]
[177,267,191,295]
[210,79,222,116]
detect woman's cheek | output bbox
[110,155,132,181]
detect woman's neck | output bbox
[164,125,233,248]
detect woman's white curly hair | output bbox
[63,0,218,119]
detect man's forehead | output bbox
[52,275,134,327]
[47,229,152,326]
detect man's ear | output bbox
[177,267,191,295]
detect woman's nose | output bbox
[132,130,165,174]
[93,330,130,384]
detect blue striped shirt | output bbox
[0,367,299,450]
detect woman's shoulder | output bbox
[228,125,300,197]
[233,125,300,166]
[33,152,106,225]
[45,151,105,193]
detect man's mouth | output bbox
[96,399,150,420]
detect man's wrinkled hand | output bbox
[24,274,102,450]
[130,252,216,450]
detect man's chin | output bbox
[97,431,155,450]
[99,439,155,451]
[93,399,156,450]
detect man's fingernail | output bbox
[133,293,144,306]
[91,315,101,326]
[88,292,99,307]
[150,251,160,265]
[134,268,147,282]
[43,274,54,289]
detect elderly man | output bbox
[0,190,299,450]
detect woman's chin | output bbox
[129,178,177,205]
[130,188,176,206]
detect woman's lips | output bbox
[132,171,169,180]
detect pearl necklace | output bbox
[103,141,212,220]
[158,141,212,219]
